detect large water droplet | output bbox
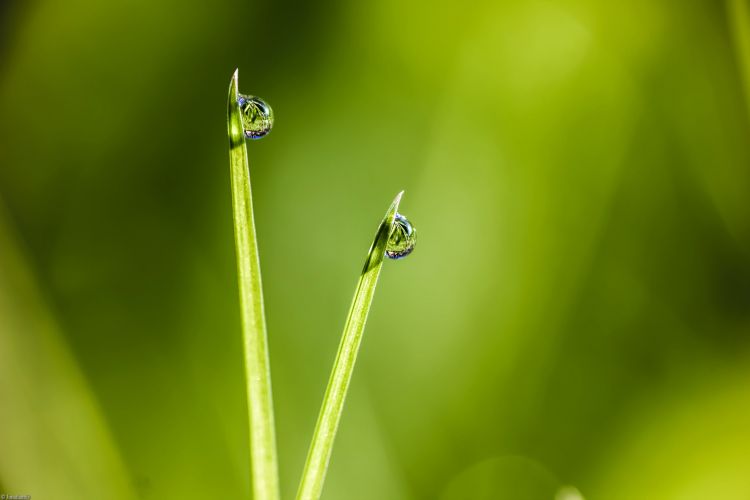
[238,94,274,139]
[386,213,417,259]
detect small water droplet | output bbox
[238,94,274,139]
[386,213,416,259]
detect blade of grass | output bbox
[227,68,280,500]
[296,191,404,500]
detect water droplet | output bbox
[238,94,274,139]
[386,213,416,259]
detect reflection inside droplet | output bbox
[238,94,274,139]
[386,213,417,259]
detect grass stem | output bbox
[296,191,404,500]
[227,69,280,500]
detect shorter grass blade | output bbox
[296,191,404,500]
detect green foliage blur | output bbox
[2,0,750,498]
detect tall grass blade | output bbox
[227,69,280,500]
[296,191,404,500]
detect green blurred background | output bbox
[2,0,750,498]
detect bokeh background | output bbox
[2,0,750,498]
